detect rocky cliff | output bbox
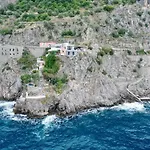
[1,4,150,50]
[14,50,150,117]
[0,59,22,100]
[2,3,150,117]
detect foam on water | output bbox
[112,102,145,112]
[0,101,28,121]
[42,115,57,127]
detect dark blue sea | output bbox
[0,101,150,150]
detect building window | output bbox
[72,51,75,56]
[13,53,15,55]
[13,49,14,51]
[67,46,72,50]
[68,52,70,55]
[10,49,11,51]
[10,53,11,55]
[17,48,18,51]
[2,52,3,55]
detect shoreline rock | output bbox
[13,51,150,118]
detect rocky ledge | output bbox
[13,50,150,117]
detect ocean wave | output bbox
[42,115,57,128]
[112,102,145,112]
[0,101,29,122]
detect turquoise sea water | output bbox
[0,101,150,150]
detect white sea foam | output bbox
[0,101,28,121]
[0,101,16,117]
[42,115,57,127]
[112,102,145,112]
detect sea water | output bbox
[0,101,150,150]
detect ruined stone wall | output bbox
[0,44,23,64]
[0,44,45,65]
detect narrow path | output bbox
[126,77,144,102]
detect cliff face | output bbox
[0,59,22,100]
[14,50,150,117]
[0,4,149,49]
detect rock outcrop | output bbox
[0,59,22,100]
[14,50,150,117]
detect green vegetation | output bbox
[43,52,60,76]
[136,49,146,55]
[0,28,12,35]
[21,71,39,84]
[118,28,127,36]
[18,50,36,70]
[21,74,32,84]
[42,52,68,93]
[136,11,143,17]
[103,5,114,12]
[127,50,132,55]
[111,31,119,38]
[97,47,114,57]
[0,0,93,22]
[111,28,127,38]
[61,30,76,37]
[53,75,68,93]
[96,47,114,65]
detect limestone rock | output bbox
[0,59,22,100]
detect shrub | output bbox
[111,31,119,38]
[102,70,107,75]
[44,21,55,30]
[42,52,60,81]
[102,47,114,55]
[97,47,114,57]
[136,49,146,55]
[97,50,105,57]
[21,74,32,84]
[103,5,114,12]
[118,28,127,36]
[136,11,143,17]
[128,31,134,37]
[145,23,148,28]
[127,50,132,55]
[61,30,76,37]
[95,8,102,13]
[18,50,36,70]
[0,28,12,35]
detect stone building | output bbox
[0,44,45,65]
[0,44,24,64]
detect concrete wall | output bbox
[27,46,45,57]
